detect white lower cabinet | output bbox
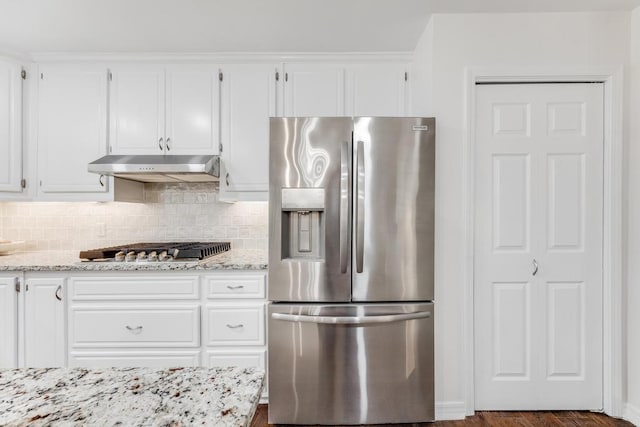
[66,271,268,400]
[24,277,66,367]
[0,275,19,367]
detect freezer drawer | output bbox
[268,303,434,425]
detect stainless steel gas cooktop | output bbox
[79,241,231,262]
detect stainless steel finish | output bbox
[88,154,220,183]
[340,140,351,273]
[99,175,105,187]
[533,259,539,276]
[352,117,435,302]
[166,137,171,151]
[158,137,164,151]
[355,140,365,274]
[271,310,430,325]
[125,326,143,334]
[269,303,435,425]
[55,285,62,301]
[281,188,325,211]
[269,117,353,302]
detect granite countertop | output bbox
[0,366,264,427]
[0,249,267,272]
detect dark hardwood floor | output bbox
[250,405,634,427]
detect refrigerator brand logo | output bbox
[412,125,429,131]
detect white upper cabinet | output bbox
[109,66,164,154]
[37,65,110,197]
[219,64,278,200]
[345,63,408,117]
[110,65,219,155]
[0,59,23,194]
[283,63,345,116]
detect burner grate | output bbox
[79,242,231,261]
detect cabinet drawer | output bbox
[205,303,265,346]
[70,276,200,301]
[70,305,200,348]
[205,274,265,299]
[69,350,201,368]
[206,349,266,370]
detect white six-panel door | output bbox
[474,83,603,410]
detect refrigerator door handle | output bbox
[356,140,365,273]
[340,140,351,273]
[271,311,431,325]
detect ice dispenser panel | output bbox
[281,188,325,260]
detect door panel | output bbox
[25,278,65,367]
[0,277,18,368]
[283,64,345,116]
[474,83,603,410]
[0,60,22,193]
[268,303,434,425]
[352,117,435,302]
[268,117,353,302]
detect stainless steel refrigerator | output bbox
[268,117,435,425]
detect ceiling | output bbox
[0,0,638,54]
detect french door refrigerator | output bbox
[268,117,435,425]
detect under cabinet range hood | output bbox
[88,155,220,183]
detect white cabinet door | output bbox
[283,64,345,116]
[346,64,407,117]
[0,276,18,368]
[109,66,165,154]
[37,65,109,196]
[165,66,219,154]
[0,59,23,193]
[24,278,66,367]
[474,83,604,410]
[219,64,277,199]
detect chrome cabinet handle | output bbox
[226,285,244,290]
[339,140,351,274]
[125,325,143,334]
[55,285,62,301]
[166,137,171,151]
[99,175,105,187]
[226,323,244,329]
[158,137,164,151]
[225,173,230,186]
[355,140,365,274]
[272,311,431,325]
[532,259,539,276]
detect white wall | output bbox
[412,11,630,419]
[625,6,640,425]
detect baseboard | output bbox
[623,402,640,426]
[436,401,467,420]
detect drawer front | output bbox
[70,276,200,301]
[206,303,265,346]
[69,351,201,368]
[206,349,266,370]
[205,274,265,299]
[70,305,200,347]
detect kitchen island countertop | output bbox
[0,366,264,427]
[0,249,267,272]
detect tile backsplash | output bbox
[0,183,268,251]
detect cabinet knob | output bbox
[125,325,143,334]
[55,285,62,301]
[226,285,244,290]
[166,137,171,151]
[226,324,244,329]
[99,175,105,187]
[158,137,164,151]
[225,173,230,186]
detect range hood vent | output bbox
[88,155,220,183]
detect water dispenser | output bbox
[280,188,325,260]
